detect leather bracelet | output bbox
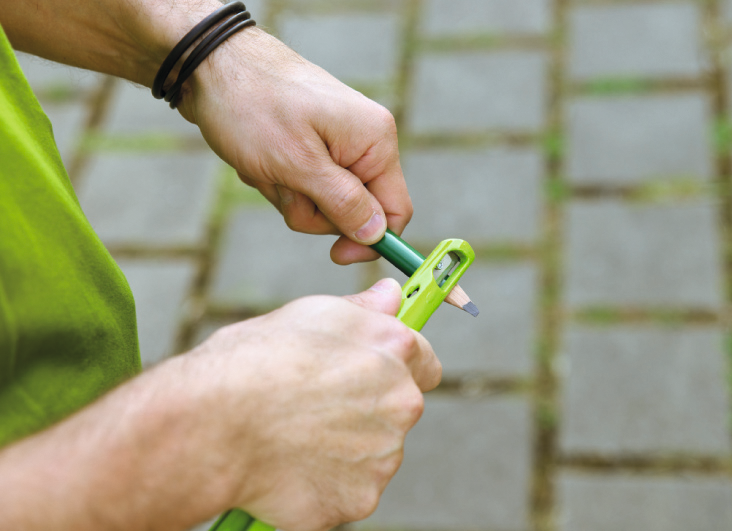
[151,1,255,104]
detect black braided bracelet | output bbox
[151,1,256,107]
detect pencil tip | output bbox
[462,301,479,317]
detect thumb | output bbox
[342,278,402,316]
[302,164,387,245]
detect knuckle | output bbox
[403,385,425,422]
[373,104,397,135]
[301,514,337,531]
[282,211,306,232]
[402,197,414,224]
[350,489,381,521]
[384,450,404,479]
[391,325,418,358]
[284,295,340,319]
[432,358,443,387]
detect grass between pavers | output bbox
[714,118,732,154]
[629,176,724,203]
[79,132,201,152]
[473,245,537,262]
[571,307,720,326]
[543,130,565,160]
[557,177,725,204]
[581,76,654,96]
[415,31,557,54]
[209,164,272,231]
[34,84,79,103]
[726,334,732,427]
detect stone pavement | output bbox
[13,0,732,529]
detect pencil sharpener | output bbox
[396,239,475,331]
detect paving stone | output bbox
[403,147,544,244]
[77,153,220,249]
[422,263,538,378]
[358,396,532,531]
[14,51,102,95]
[568,4,706,81]
[40,102,87,168]
[116,258,197,367]
[558,472,732,531]
[104,82,201,136]
[564,200,724,308]
[243,0,266,21]
[409,51,548,134]
[422,0,552,37]
[566,94,713,185]
[278,13,401,84]
[209,208,364,309]
[559,326,731,457]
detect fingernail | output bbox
[277,185,295,205]
[369,278,398,293]
[355,212,385,243]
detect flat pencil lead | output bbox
[462,301,479,317]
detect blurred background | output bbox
[13,0,732,530]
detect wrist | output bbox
[125,354,245,525]
[114,0,225,86]
[175,24,267,110]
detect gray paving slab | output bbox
[568,4,706,81]
[104,82,201,136]
[77,153,220,249]
[13,51,102,95]
[422,0,552,37]
[564,200,724,308]
[559,326,731,457]
[243,0,266,21]
[403,147,544,244]
[278,13,400,84]
[116,258,198,367]
[566,94,713,185]
[422,263,538,378]
[358,395,532,531]
[557,472,732,531]
[208,208,364,309]
[40,102,87,168]
[409,51,548,134]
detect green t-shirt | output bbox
[0,25,142,447]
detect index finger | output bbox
[406,329,442,393]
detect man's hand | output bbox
[3,0,414,265]
[0,279,440,531]
[177,27,412,265]
[189,278,439,530]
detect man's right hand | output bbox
[186,278,440,531]
[0,278,439,531]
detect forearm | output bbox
[0,0,223,86]
[0,355,241,530]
